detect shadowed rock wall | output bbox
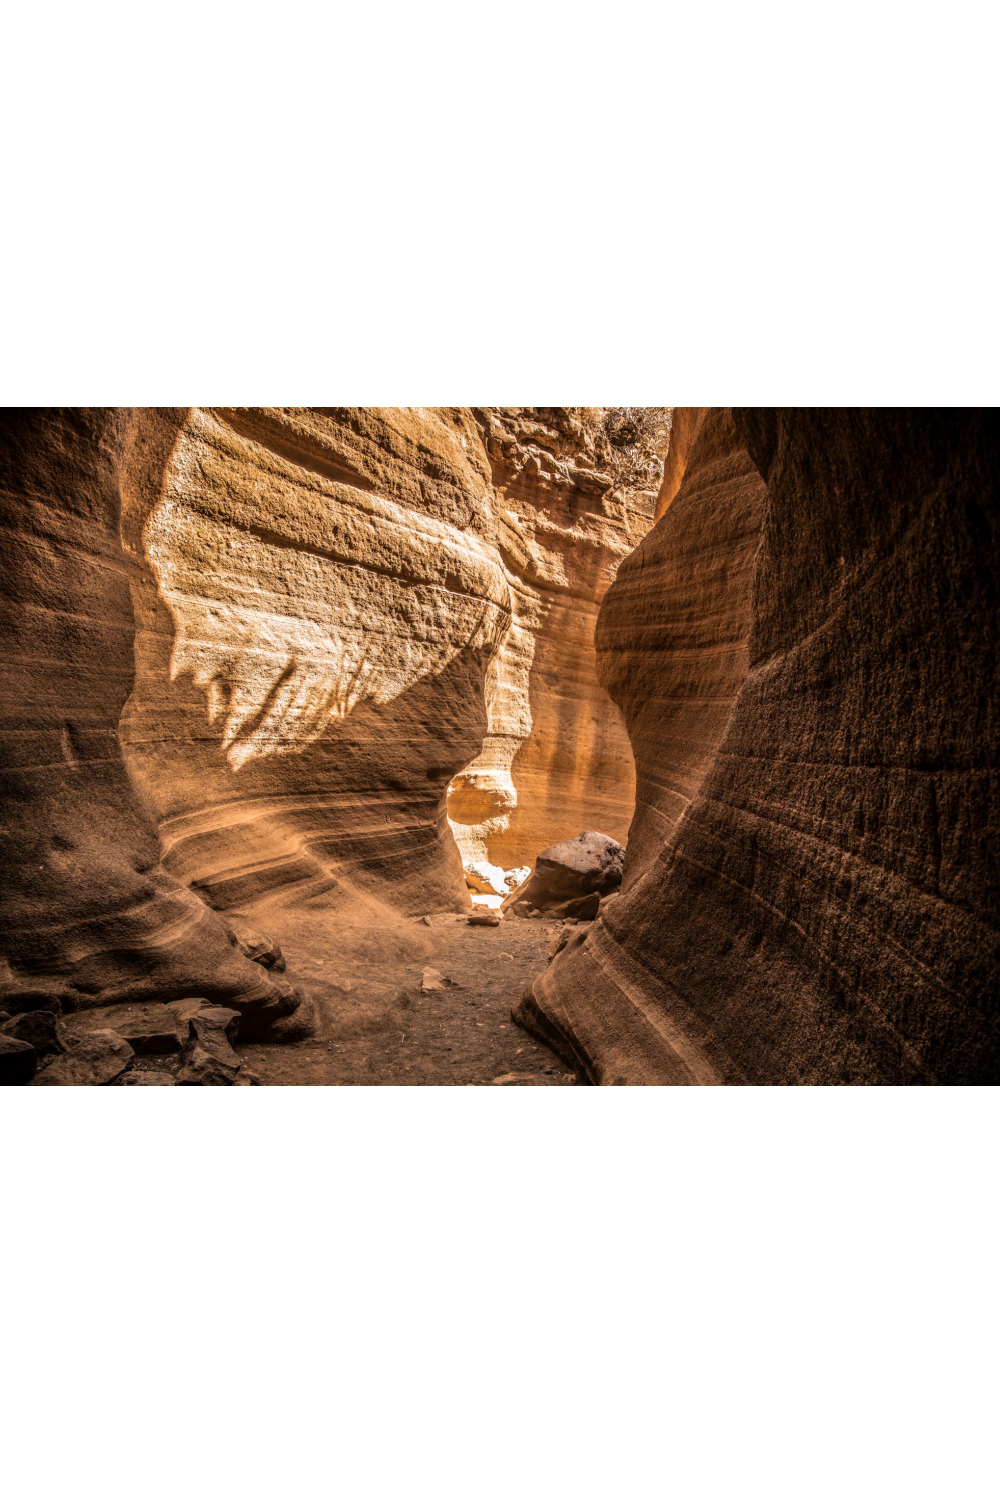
[0,409,305,1031]
[517,408,1000,1086]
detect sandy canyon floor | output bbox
[235,901,580,1086]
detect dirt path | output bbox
[237,903,582,1086]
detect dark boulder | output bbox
[510,832,624,913]
[1,1009,63,1059]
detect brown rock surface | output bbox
[517,409,1000,1086]
[118,407,511,918]
[599,409,767,886]
[0,406,650,1049]
[0,410,308,1033]
[446,408,660,869]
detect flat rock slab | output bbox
[61,1001,188,1044]
[32,1030,134,1086]
[0,1035,38,1085]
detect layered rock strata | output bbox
[0,409,305,1032]
[1,407,646,1031]
[118,407,510,916]
[447,408,659,870]
[517,408,1000,1086]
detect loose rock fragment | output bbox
[227,921,286,972]
[1,1009,63,1059]
[491,1072,556,1086]
[119,1071,177,1086]
[468,911,502,927]
[31,1030,133,1086]
[176,1043,241,1086]
[421,967,446,992]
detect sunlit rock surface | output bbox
[446,408,658,869]
[119,407,511,915]
[517,408,1000,1086]
[1,405,647,1032]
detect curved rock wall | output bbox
[597,409,765,886]
[447,408,658,869]
[518,408,1000,1086]
[119,407,510,915]
[0,409,305,1031]
[1,406,646,1030]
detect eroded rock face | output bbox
[517,409,1000,1086]
[598,409,767,885]
[118,407,510,916]
[1,406,649,1032]
[0,409,305,1033]
[447,408,659,869]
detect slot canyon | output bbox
[0,406,996,1086]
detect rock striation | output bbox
[0,407,649,1037]
[517,408,1000,1086]
[118,407,510,917]
[447,408,660,870]
[0,409,306,1034]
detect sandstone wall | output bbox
[118,407,511,916]
[597,409,765,885]
[0,409,306,1032]
[518,409,1000,1086]
[447,408,657,870]
[0,407,645,1029]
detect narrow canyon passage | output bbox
[2,406,996,1087]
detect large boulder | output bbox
[512,831,624,913]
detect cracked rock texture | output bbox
[517,408,1000,1086]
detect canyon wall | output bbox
[0,409,307,1033]
[119,407,511,916]
[447,407,657,869]
[518,408,1000,1086]
[0,407,645,1023]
